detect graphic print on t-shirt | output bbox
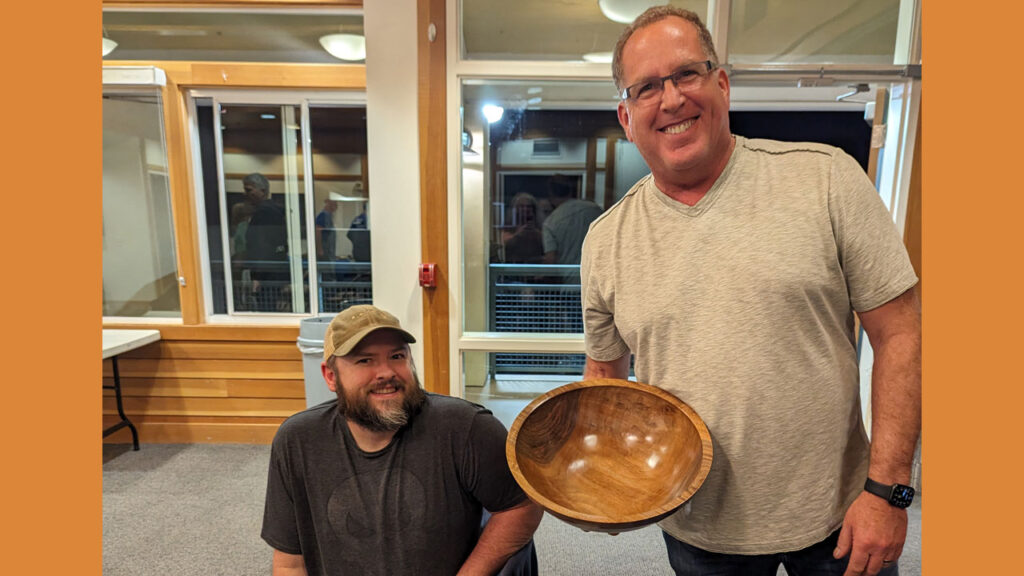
[327,467,429,540]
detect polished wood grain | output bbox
[506,378,713,533]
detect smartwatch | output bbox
[864,477,915,508]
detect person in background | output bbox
[315,192,342,281]
[241,172,289,311]
[503,192,545,265]
[262,305,543,576]
[541,175,603,267]
[581,7,920,576]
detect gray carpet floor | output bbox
[103,443,921,575]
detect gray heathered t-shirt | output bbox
[261,393,527,575]
[581,136,918,554]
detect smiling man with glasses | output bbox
[581,6,921,576]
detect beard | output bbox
[336,371,427,433]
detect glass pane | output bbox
[102,91,180,317]
[102,11,364,64]
[728,0,900,65]
[309,106,373,313]
[220,104,309,314]
[462,0,706,61]
[461,79,646,334]
[462,350,589,428]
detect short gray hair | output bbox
[242,173,270,194]
[612,6,719,91]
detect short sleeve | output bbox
[581,230,630,361]
[829,150,918,311]
[260,432,303,555]
[460,412,527,512]
[542,220,557,254]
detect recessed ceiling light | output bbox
[261,114,276,120]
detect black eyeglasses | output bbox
[620,60,716,102]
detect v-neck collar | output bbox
[648,135,743,218]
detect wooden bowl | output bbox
[506,378,712,533]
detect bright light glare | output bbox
[482,104,504,124]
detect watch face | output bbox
[891,485,915,508]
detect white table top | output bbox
[102,329,161,360]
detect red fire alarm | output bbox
[418,263,437,288]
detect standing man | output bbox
[241,172,289,311]
[315,192,341,281]
[581,7,920,576]
[262,305,542,575]
[542,174,603,267]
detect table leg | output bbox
[103,356,140,451]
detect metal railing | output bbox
[488,264,586,375]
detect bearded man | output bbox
[262,305,542,576]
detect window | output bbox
[193,93,371,316]
[461,80,643,340]
[102,90,179,318]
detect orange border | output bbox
[923,3,1019,574]
[8,1,100,574]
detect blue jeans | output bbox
[662,529,899,576]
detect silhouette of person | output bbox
[503,192,545,264]
[241,173,289,311]
[542,174,603,266]
[316,192,342,281]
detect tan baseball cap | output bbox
[322,305,416,361]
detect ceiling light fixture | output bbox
[318,33,366,61]
[102,27,117,57]
[598,0,660,24]
[582,51,613,63]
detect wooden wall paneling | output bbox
[103,396,305,417]
[104,357,303,379]
[102,415,287,445]
[100,323,299,341]
[122,340,301,360]
[417,0,450,395]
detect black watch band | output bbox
[864,477,915,509]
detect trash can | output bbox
[297,314,338,408]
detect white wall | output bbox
[102,97,177,315]
[365,0,424,372]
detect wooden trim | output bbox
[103,377,306,398]
[903,109,922,299]
[102,415,286,445]
[417,0,449,395]
[101,322,299,341]
[103,396,304,417]
[163,74,204,324]
[584,137,597,201]
[121,340,300,360]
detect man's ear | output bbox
[321,360,339,392]
[617,101,633,142]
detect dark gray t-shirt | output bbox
[261,393,527,575]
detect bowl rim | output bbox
[505,377,714,526]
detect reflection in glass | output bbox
[309,106,372,313]
[217,104,308,313]
[461,80,649,336]
[102,92,180,317]
[198,101,371,315]
[728,0,900,65]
